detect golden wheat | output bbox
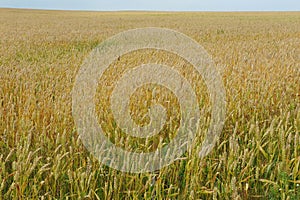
[0,8,299,199]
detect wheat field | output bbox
[0,8,299,199]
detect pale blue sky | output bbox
[0,0,299,11]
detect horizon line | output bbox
[1,7,299,12]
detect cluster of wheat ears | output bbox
[0,9,299,199]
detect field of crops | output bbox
[0,8,299,199]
